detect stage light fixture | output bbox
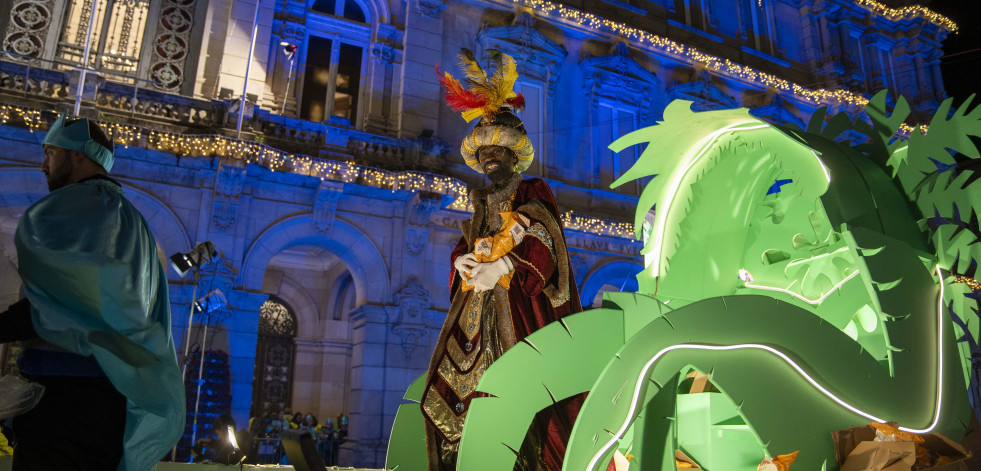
[193,289,228,314]
[169,241,218,278]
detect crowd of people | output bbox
[249,409,348,465]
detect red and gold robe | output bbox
[422,173,582,470]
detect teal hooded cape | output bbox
[15,178,185,471]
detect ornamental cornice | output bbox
[580,43,659,117]
[476,12,568,96]
[500,0,874,107]
[851,0,956,33]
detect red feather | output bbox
[506,94,525,111]
[436,66,489,112]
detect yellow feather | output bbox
[456,49,487,84]
[488,54,519,103]
[461,109,484,123]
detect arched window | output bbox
[55,0,152,75]
[298,0,369,125]
[310,0,365,22]
[251,297,298,417]
[580,44,659,195]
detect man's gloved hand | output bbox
[469,257,513,292]
[454,253,479,280]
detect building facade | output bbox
[0,0,952,466]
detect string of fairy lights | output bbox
[0,106,638,239]
[853,0,958,32]
[505,0,956,108]
[562,211,635,239]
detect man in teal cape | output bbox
[0,114,184,470]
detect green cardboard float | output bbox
[387,92,980,470]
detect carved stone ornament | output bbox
[570,253,588,285]
[393,279,431,354]
[394,279,430,323]
[580,43,660,119]
[313,181,344,233]
[196,254,237,302]
[406,228,427,256]
[2,0,56,58]
[476,12,567,97]
[749,95,805,128]
[281,22,305,42]
[371,42,395,63]
[393,324,429,355]
[666,68,737,112]
[215,164,247,198]
[404,191,440,255]
[409,191,441,226]
[414,0,446,19]
[212,200,238,231]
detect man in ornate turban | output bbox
[423,51,582,470]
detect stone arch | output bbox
[580,257,642,308]
[242,213,390,305]
[356,0,389,23]
[308,0,388,24]
[275,274,322,337]
[119,182,192,273]
[0,168,192,273]
[0,166,46,210]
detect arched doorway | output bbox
[251,297,298,417]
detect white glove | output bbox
[454,253,479,280]
[469,257,513,292]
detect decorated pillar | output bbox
[342,303,396,467]
[364,23,400,134]
[342,279,438,467]
[145,0,199,93]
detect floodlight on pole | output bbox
[187,287,228,450]
[167,240,219,461]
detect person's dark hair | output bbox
[214,414,236,435]
[304,414,318,427]
[87,120,112,152]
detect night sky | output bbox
[930,0,981,106]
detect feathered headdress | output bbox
[438,49,534,173]
[438,49,525,123]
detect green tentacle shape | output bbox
[386,94,979,470]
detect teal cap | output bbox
[42,113,114,172]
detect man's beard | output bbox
[484,161,513,185]
[46,160,73,192]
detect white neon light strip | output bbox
[585,266,945,470]
[744,270,860,305]
[811,149,832,183]
[648,122,770,276]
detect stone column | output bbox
[341,304,397,467]
[928,51,945,100]
[364,24,401,134]
[397,0,446,138]
[292,338,354,418]
[225,290,268,426]
[341,292,437,468]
